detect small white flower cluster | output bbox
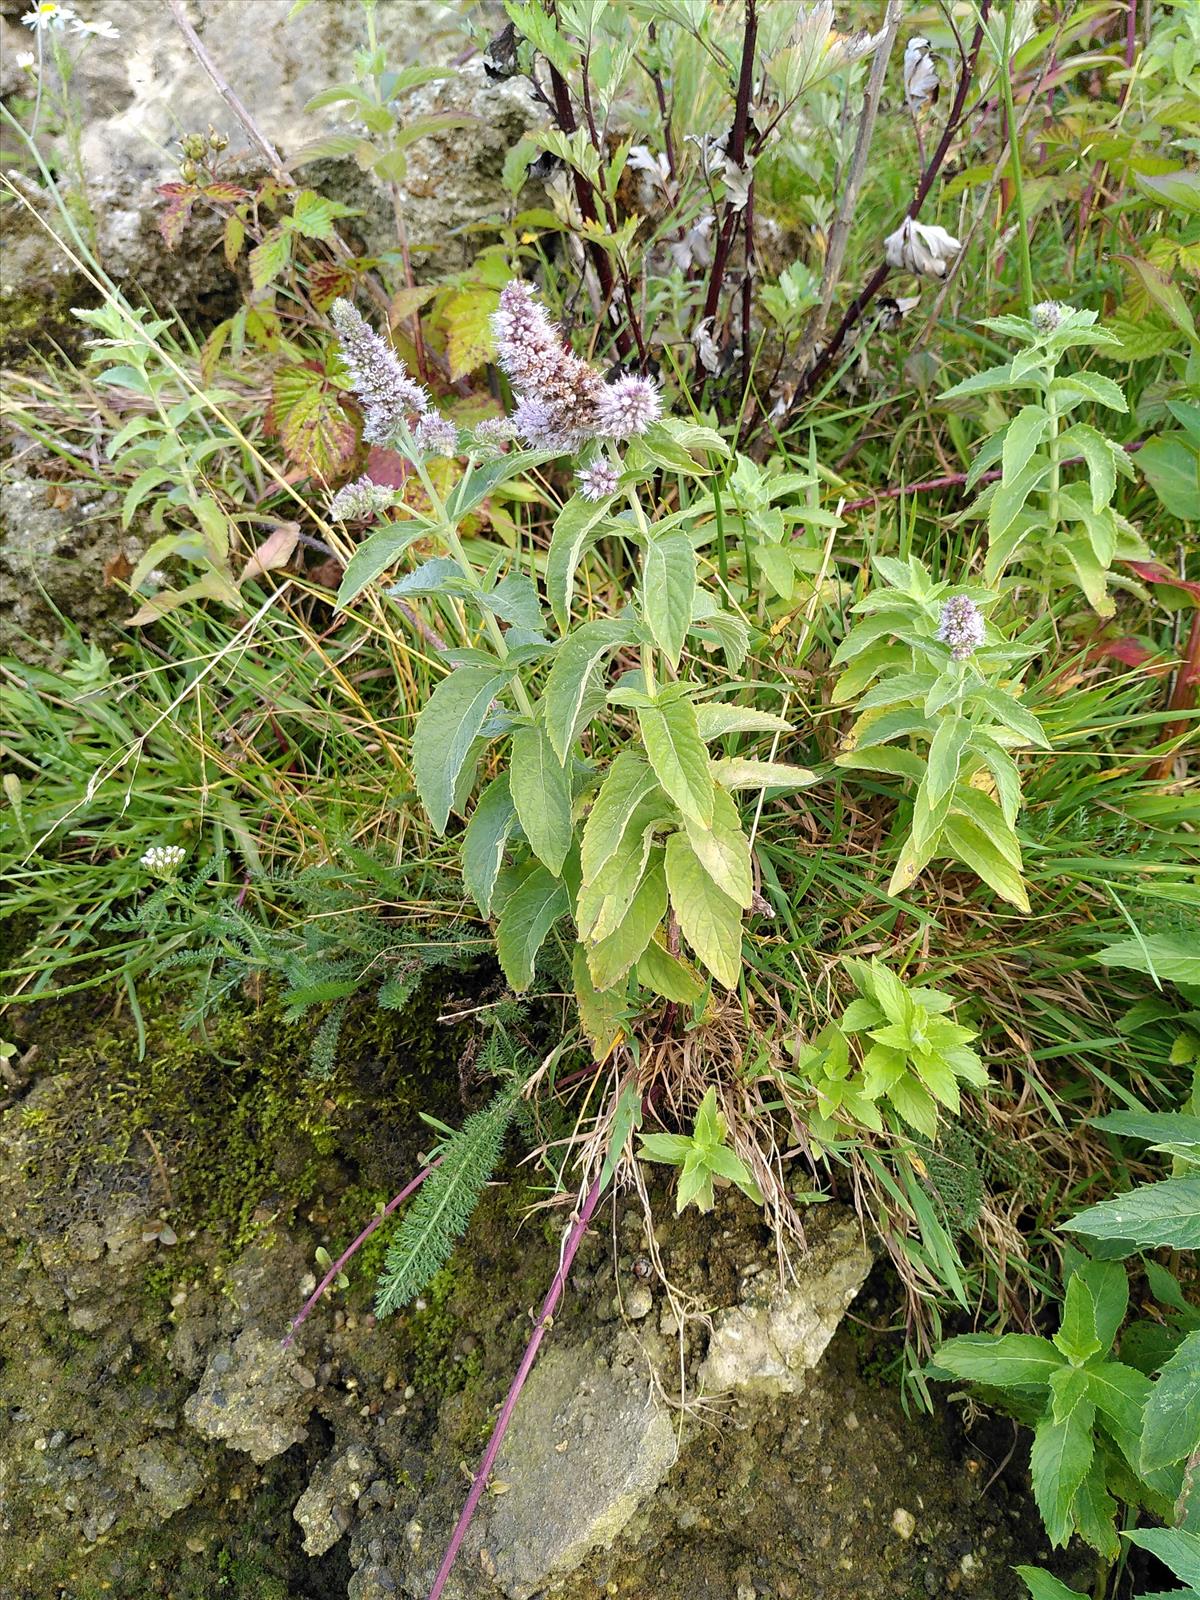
[1032,301,1072,334]
[21,2,119,38]
[140,844,187,880]
[575,458,619,502]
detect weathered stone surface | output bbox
[121,1439,205,1518]
[698,1214,871,1396]
[294,1443,379,1557]
[404,1341,677,1600]
[184,1327,317,1465]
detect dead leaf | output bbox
[241,522,300,584]
[103,549,134,588]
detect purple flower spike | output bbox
[936,595,986,660]
[330,298,429,446]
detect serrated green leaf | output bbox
[1141,1330,1200,1472]
[461,772,517,917]
[1123,1528,1200,1590]
[586,855,667,990]
[1054,1275,1101,1364]
[543,619,631,762]
[934,1332,1064,1386]
[1030,1400,1095,1547]
[412,665,508,833]
[336,522,425,606]
[1003,404,1050,483]
[942,812,1030,912]
[710,758,817,792]
[637,693,715,825]
[1095,934,1200,987]
[248,227,291,291]
[664,831,742,989]
[495,864,569,991]
[641,529,695,668]
[509,722,573,876]
[573,943,627,1057]
[636,937,707,1003]
[1065,1178,1200,1250]
[546,493,616,633]
[1015,1568,1088,1600]
[683,785,752,908]
[694,705,794,740]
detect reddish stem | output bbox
[426,1170,606,1600]
[1150,608,1200,780]
[281,1156,441,1348]
[834,441,1145,514]
[779,0,991,422]
[700,0,758,329]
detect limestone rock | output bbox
[407,1342,677,1599]
[698,1214,871,1395]
[121,1439,204,1518]
[294,1443,378,1556]
[184,1327,317,1464]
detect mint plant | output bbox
[637,1086,763,1214]
[331,286,816,1029]
[832,556,1047,910]
[942,304,1147,615]
[794,958,987,1144]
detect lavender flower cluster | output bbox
[935,595,986,660]
[331,298,438,450]
[490,281,661,452]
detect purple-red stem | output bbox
[281,1156,441,1348]
[426,1170,606,1600]
[778,0,991,424]
[834,441,1145,514]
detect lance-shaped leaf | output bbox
[412,665,509,833]
[694,704,794,740]
[1140,1330,1200,1472]
[641,528,696,668]
[462,772,516,916]
[337,521,426,606]
[546,493,617,632]
[637,692,715,825]
[1030,1400,1095,1547]
[509,721,573,876]
[711,758,818,792]
[543,619,632,762]
[683,785,752,908]
[586,855,667,991]
[665,831,742,989]
[495,864,569,991]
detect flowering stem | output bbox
[426,1170,606,1600]
[998,1,1035,311]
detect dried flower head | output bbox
[575,457,619,502]
[330,298,428,446]
[1032,301,1072,334]
[414,412,459,458]
[141,844,187,879]
[936,595,986,660]
[903,36,939,114]
[596,374,662,440]
[330,476,395,522]
[884,217,962,279]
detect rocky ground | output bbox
[0,981,1090,1600]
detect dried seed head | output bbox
[884,217,962,278]
[330,297,429,445]
[935,595,986,660]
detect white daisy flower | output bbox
[73,15,120,39]
[21,1,77,31]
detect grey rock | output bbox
[184,1327,317,1464]
[294,1443,379,1556]
[122,1439,204,1517]
[698,1215,871,1396]
[409,1342,676,1600]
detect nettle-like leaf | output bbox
[272,362,358,480]
[412,664,510,834]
